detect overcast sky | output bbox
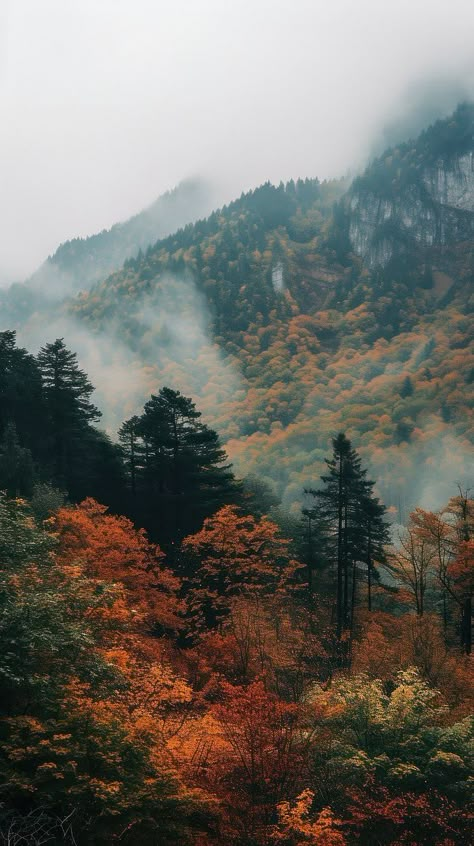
[1,0,474,283]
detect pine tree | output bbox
[304,434,389,649]
[0,330,45,454]
[121,387,239,547]
[118,414,141,507]
[359,492,390,614]
[0,422,34,497]
[36,339,101,494]
[400,375,414,398]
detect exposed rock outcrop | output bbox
[347,105,474,268]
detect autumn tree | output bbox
[54,497,183,633]
[388,519,436,616]
[0,494,210,845]
[400,492,473,652]
[444,490,473,654]
[188,594,324,700]
[272,790,346,845]
[181,505,297,630]
[208,681,304,844]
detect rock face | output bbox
[347,108,474,268]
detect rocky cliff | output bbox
[347,103,474,268]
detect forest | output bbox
[64,152,472,514]
[0,329,472,845]
[4,111,473,518]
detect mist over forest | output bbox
[0,3,473,845]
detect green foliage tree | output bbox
[241,474,280,518]
[0,421,34,497]
[121,387,239,548]
[0,330,45,456]
[304,434,389,647]
[36,339,101,493]
[308,668,472,844]
[400,375,414,398]
[118,414,141,506]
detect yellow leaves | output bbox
[88,779,122,800]
[36,762,65,780]
[273,790,346,845]
[168,709,226,775]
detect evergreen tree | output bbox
[0,330,45,455]
[304,434,389,647]
[118,414,141,509]
[122,387,239,548]
[0,422,34,497]
[241,474,280,519]
[400,375,414,398]
[36,339,101,494]
[85,428,127,512]
[360,492,390,613]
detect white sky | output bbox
[1,0,474,282]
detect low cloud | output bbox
[2,1,474,282]
[15,273,242,436]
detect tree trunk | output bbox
[461,596,472,655]
[367,521,372,612]
[336,455,343,640]
[343,497,349,629]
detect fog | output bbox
[1,0,474,284]
[15,274,242,435]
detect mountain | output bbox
[346,102,474,269]
[0,178,217,325]
[8,106,474,514]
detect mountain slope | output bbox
[9,107,474,514]
[0,178,217,325]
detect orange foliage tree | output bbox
[0,495,210,845]
[181,505,298,630]
[406,491,473,652]
[206,680,306,844]
[54,498,182,632]
[272,790,346,845]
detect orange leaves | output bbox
[182,506,297,629]
[212,679,298,752]
[272,790,346,845]
[448,539,474,594]
[55,498,183,631]
[55,497,163,582]
[205,680,304,842]
[4,488,474,844]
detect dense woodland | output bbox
[2,109,472,520]
[64,114,473,513]
[0,329,472,844]
[0,106,473,844]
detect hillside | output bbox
[62,108,473,515]
[3,106,472,516]
[0,178,216,325]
